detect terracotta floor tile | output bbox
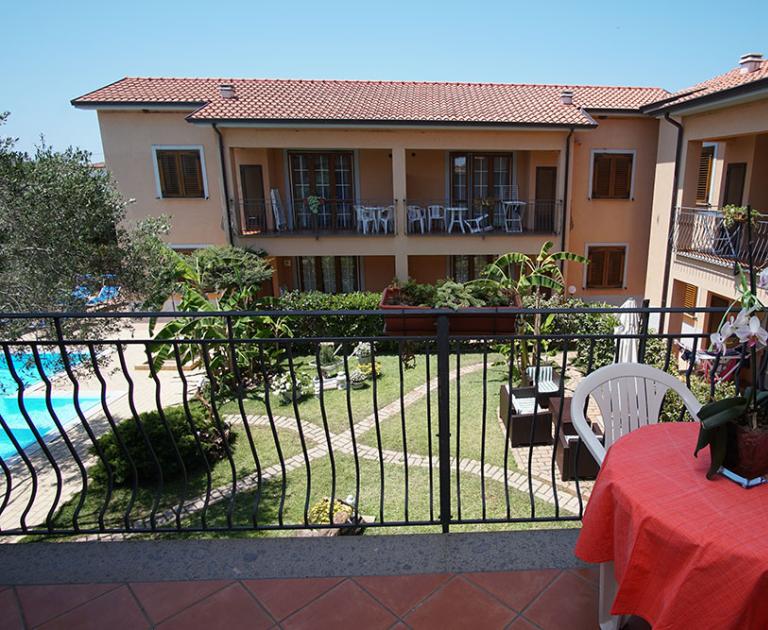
[16,583,118,628]
[36,586,149,630]
[282,580,395,630]
[130,580,233,624]
[570,566,600,586]
[354,573,451,616]
[243,576,342,620]
[508,617,540,629]
[0,589,24,630]
[523,571,598,630]
[464,570,560,612]
[405,577,516,630]
[157,583,272,630]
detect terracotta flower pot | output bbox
[723,423,768,479]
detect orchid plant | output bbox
[695,263,768,477]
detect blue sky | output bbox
[2,0,767,159]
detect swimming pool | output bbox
[0,351,101,460]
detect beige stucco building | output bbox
[73,77,666,302]
[642,53,768,337]
[72,55,767,313]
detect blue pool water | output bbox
[0,351,101,460]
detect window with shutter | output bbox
[591,153,633,199]
[695,145,715,205]
[586,246,626,289]
[682,283,698,314]
[155,149,205,198]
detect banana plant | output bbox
[473,241,588,382]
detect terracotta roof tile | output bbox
[73,77,667,126]
[644,58,768,112]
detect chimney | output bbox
[739,53,763,74]
[561,89,574,106]
[219,83,236,99]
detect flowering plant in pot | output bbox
[695,231,768,482]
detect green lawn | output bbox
[33,350,578,540]
[361,354,515,470]
[39,424,309,534]
[148,454,571,539]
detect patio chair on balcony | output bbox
[571,363,703,630]
[270,189,288,231]
[427,205,445,232]
[464,213,492,234]
[355,205,377,234]
[502,186,526,233]
[407,205,426,234]
[379,205,395,234]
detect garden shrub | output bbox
[268,290,385,339]
[308,497,353,525]
[92,403,235,485]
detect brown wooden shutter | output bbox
[180,151,204,197]
[683,283,698,311]
[587,249,606,287]
[157,151,181,197]
[592,155,612,198]
[612,156,632,199]
[695,146,715,205]
[605,248,625,287]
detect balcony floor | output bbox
[0,567,616,630]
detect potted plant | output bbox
[272,372,311,405]
[380,277,520,335]
[352,341,373,365]
[318,342,340,376]
[696,211,768,483]
[358,360,382,380]
[349,369,368,389]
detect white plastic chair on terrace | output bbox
[407,205,426,234]
[570,363,703,630]
[378,205,395,234]
[464,213,491,234]
[270,188,288,231]
[355,205,377,234]
[526,365,559,393]
[427,205,445,232]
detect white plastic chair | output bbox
[407,205,426,234]
[270,188,288,232]
[571,363,703,630]
[427,205,445,232]
[355,205,377,234]
[526,365,559,393]
[464,213,491,234]
[378,205,395,234]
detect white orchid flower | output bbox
[758,268,768,290]
[735,315,768,348]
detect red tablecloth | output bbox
[575,422,768,630]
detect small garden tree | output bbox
[0,113,176,339]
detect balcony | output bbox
[673,206,768,268]
[239,198,397,237]
[1,306,710,630]
[405,199,562,235]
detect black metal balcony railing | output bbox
[0,306,744,538]
[673,207,768,268]
[405,199,562,235]
[238,199,397,236]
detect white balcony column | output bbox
[391,145,409,280]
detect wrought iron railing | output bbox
[673,207,768,268]
[404,199,562,235]
[237,199,397,236]
[0,306,748,538]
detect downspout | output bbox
[560,127,574,254]
[213,123,235,245]
[659,113,684,331]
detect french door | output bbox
[289,152,355,230]
[450,153,514,227]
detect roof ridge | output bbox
[121,76,667,91]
